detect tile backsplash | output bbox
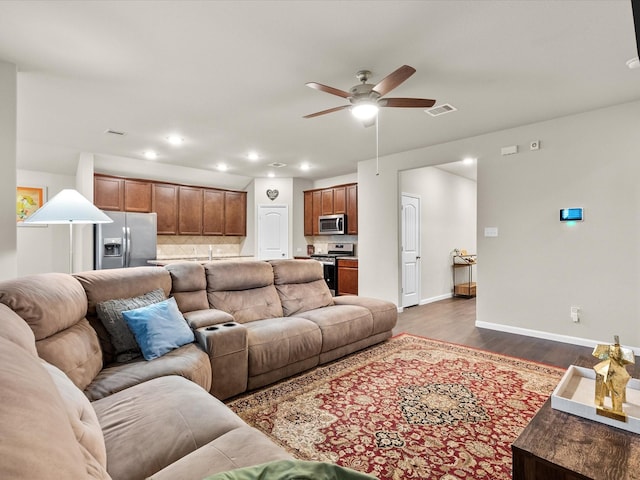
[157,236,242,259]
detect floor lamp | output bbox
[23,189,113,273]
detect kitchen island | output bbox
[148,256,256,266]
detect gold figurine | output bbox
[592,335,635,421]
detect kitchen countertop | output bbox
[148,256,256,266]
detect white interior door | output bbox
[258,204,289,260]
[401,194,421,307]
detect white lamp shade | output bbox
[23,189,113,224]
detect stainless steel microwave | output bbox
[318,214,346,235]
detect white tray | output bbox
[551,365,640,434]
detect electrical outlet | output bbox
[570,306,580,323]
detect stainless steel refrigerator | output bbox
[94,212,157,269]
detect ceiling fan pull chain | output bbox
[376,114,380,176]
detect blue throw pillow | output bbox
[122,297,195,361]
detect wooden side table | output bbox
[512,357,640,479]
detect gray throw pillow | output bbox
[96,288,166,363]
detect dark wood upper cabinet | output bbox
[203,189,225,235]
[304,183,357,236]
[321,189,334,215]
[178,186,203,235]
[312,190,322,235]
[94,175,124,211]
[123,179,152,213]
[346,184,358,235]
[304,191,313,236]
[94,174,248,237]
[224,191,247,236]
[152,183,178,235]
[333,186,346,214]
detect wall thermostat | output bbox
[560,208,583,222]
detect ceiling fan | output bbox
[303,65,436,126]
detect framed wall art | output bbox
[16,186,47,226]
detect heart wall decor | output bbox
[266,189,279,201]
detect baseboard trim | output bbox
[475,320,640,354]
[420,293,453,305]
[398,292,453,313]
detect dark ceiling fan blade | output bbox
[303,105,350,118]
[305,82,351,99]
[378,98,436,108]
[372,65,416,96]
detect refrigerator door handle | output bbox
[126,227,132,267]
[121,227,127,268]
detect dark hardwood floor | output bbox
[393,297,594,369]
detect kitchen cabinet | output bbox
[152,183,179,235]
[224,191,247,236]
[321,189,334,215]
[94,175,124,211]
[333,186,346,214]
[178,186,203,235]
[304,183,357,236]
[304,191,313,236]
[203,189,224,235]
[123,179,152,213]
[311,191,322,236]
[346,184,357,235]
[95,174,247,237]
[337,258,358,295]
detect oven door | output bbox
[321,262,337,296]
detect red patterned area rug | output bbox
[227,334,564,480]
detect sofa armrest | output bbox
[194,323,248,399]
[183,309,235,329]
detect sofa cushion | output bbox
[0,273,102,390]
[332,296,398,335]
[0,336,97,480]
[42,361,108,477]
[148,427,294,480]
[75,267,172,363]
[166,262,209,313]
[244,317,322,377]
[205,261,283,323]
[96,288,166,362]
[122,297,195,360]
[295,305,374,353]
[84,343,211,401]
[0,272,87,340]
[269,260,333,316]
[0,303,37,356]
[92,375,247,480]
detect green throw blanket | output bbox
[204,460,378,480]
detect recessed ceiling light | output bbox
[248,151,259,161]
[462,157,475,165]
[144,151,158,160]
[267,172,275,178]
[166,135,184,146]
[300,163,310,171]
[217,163,228,172]
[627,57,640,69]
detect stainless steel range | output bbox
[310,242,355,296]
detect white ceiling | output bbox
[1,1,638,189]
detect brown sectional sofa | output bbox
[0,259,397,479]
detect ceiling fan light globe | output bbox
[351,103,379,121]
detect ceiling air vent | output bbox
[268,162,287,168]
[425,104,457,117]
[104,129,126,136]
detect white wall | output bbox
[313,172,357,189]
[0,61,17,280]
[358,100,640,350]
[16,170,75,275]
[400,167,477,303]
